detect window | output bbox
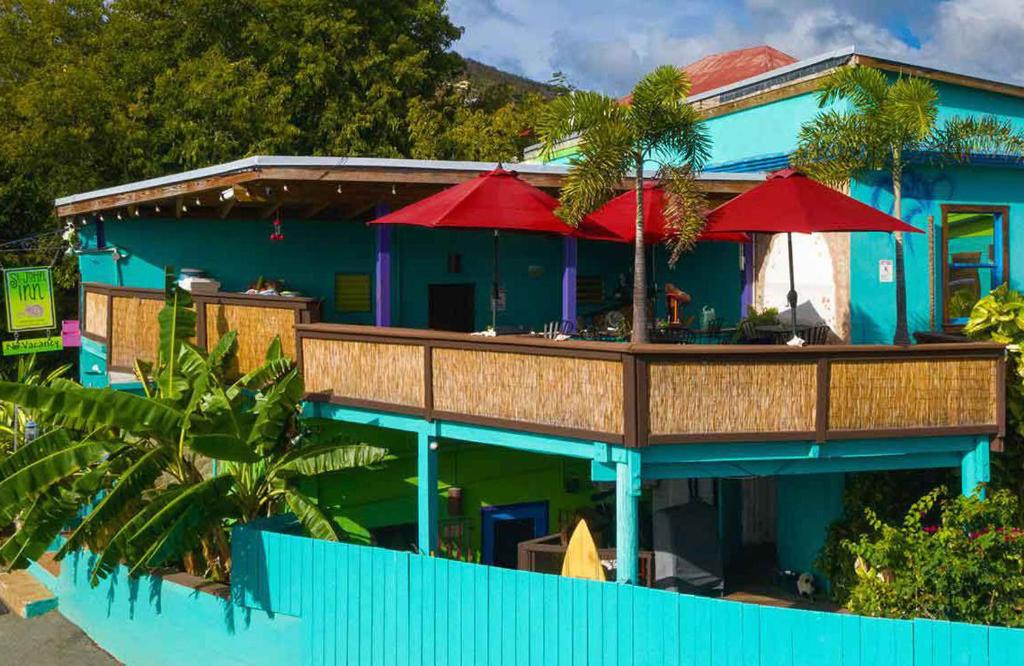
[576,275,605,304]
[334,273,371,312]
[941,205,1008,328]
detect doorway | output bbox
[428,283,475,332]
[481,501,549,568]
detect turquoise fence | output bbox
[231,522,1024,666]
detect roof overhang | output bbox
[54,156,764,220]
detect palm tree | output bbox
[537,66,711,343]
[793,66,1024,344]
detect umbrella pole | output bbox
[786,232,800,343]
[492,230,499,330]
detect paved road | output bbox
[0,602,119,666]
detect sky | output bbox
[447,0,1024,95]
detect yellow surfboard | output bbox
[560,519,606,582]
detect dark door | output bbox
[482,501,549,568]
[428,283,475,332]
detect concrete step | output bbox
[0,570,58,618]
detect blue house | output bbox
[57,45,1008,599]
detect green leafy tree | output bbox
[0,269,388,582]
[844,486,1024,627]
[793,66,1024,344]
[536,65,711,343]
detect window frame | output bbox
[940,204,1009,330]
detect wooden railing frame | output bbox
[82,282,321,372]
[297,323,1007,448]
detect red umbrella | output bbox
[706,168,922,342]
[370,167,575,234]
[369,167,578,329]
[578,182,749,244]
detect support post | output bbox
[374,202,392,327]
[615,450,642,584]
[562,236,577,327]
[417,430,438,555]
[961,436,990,499]
[740,241,753,314]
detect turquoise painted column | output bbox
[615,450,641,584]
[417,430,438,554]
[961,436,991,498]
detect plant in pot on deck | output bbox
[0,268,388,583]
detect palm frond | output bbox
[886,76,939,143]
[660,164,710,265]
[929,114,1024,162]
[793,109,884,186]
[630,65,690,113]
[535,91,625,159]
[816,66,889,112]
[556,120,634,226]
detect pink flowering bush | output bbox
[845,487,1024,626]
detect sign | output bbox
[3,336,63,356]
[4,267,56,332]
[61,320,81,348]
[878,259,893,283]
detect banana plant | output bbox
[0,267,389,583]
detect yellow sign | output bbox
[4,267,56,332]
[2,336,63,356]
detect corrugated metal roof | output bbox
[683,45,798,96]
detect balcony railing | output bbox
[297,324,1006,447]
[82,283,320,376]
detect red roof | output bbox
[683,45,796,96]
[620,45,796,103]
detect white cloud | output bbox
[448,0,1024,94]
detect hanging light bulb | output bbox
[181,203,188,213]
[391,184,397,196]
[282,184,289,192]
[194,197,201,206]
[116,211,123,220]
[98,214,105,222]
[154,203,161,213]
[336,184,343,194]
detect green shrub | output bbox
[844,487,1024,627]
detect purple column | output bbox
[562,236,577,326]
[374,202,392,327]
[740,240,754,315]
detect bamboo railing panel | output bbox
[204,304,297,375]
[83,291,108,341]
[302,337,425,409]
[829,358,1000,431]
[648,361,818,436]
[109,295,162,369]
[432,348,624,435]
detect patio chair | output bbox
[542,319,576,339]
[803,324,832,345]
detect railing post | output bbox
[562,236,577,326]
[417,428,438,555]
[616,449,641,583]
[374,202,392,327]
[961,436,990,499]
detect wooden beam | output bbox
[218,197,236,219]
[301,202,330,219]
[857,54,1024,100]
[259,201,281,219]
[56,170,258,217]
[174,196,185,219]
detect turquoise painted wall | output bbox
[775,473,845,582]
[849,165,1024,342]
[78,218,377,325]
[30,551,302,666]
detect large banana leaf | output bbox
[57,446,173,558]
[88,487,183,585]
[273,443,390,478]
[0,382,184,438]
[123,475,234,575]
[245,367,303,452]
[0,440,111,509]
[0,488,80,569]
[228,357,294,398]
[207,331,238,378]
[157,268,198,398]
[0,428,72,479]
[284,487,341,541]
[188,434,259,463]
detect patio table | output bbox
[755,323,811,344]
